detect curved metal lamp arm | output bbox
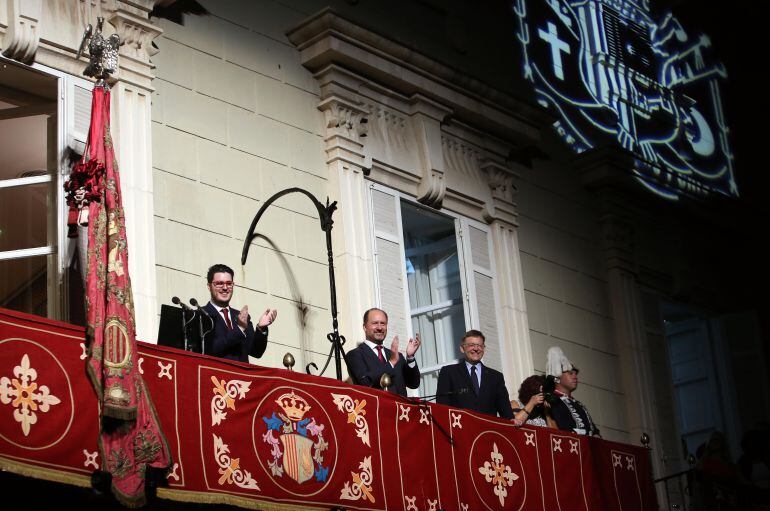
[242,187,336,265]
[241,187,347,381]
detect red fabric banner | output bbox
[0,308,656,510]
[67,85,171,506]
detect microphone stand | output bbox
[241,187,350,381]
[190,299,213,355]
[182,311,196,352]
[196,309,212,355]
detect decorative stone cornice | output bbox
[1,0,162,90]
[576,145,640,196]
[410,94,451,209]
[365,102,408,151]
[285,8,542,147]
[1,0,43,64]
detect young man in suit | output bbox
[346,308,421,397]
[203,264,277,363]
[436,330,514,419]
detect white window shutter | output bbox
[369,186,409,344]
[66,77,93,159]
[464,221,502,371]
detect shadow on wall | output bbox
[249,233,311,363]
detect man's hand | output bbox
[237,305,250,329]
[257,308,278,329]
[406,333,421,358]
[389,336,400,366]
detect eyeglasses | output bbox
[211,281,234,289]
[463,343,485,350]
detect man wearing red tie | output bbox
[203,264,277,362]
[346,308,421,397]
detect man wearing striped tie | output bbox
[203,264,277,362]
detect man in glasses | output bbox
[436,330,514,419]
[203,264,277,362]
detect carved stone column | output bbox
[1,0,43,63]
[107,1,163,341]
[315,66,375,344]
[481,161,535,388]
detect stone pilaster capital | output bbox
[481,159,519,225]
[600,214,637,274]
[317,95,370,144]
[107,1,163,89]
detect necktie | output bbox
[471,365,480,395]
[221,308,233,330]
[376,345,385,363]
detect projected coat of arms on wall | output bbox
[514,0,736,200]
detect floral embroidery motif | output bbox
[478,443,519,506]
[0,354,61,436]
[340,456,375,503]
[331,393,370,446]
[213,434,260,489]
[211,376,251,426]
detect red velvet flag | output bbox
[77,84,171,507]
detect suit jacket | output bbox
[203,302,267,362]
[436,360,513,419]
[346,342,420,397]
[550,392,600,436]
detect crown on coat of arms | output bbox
[275,391,311,421]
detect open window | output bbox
[369,184,503,396]
[0,59,91,322]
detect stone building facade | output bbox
[2,1,766,498]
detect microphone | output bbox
[171,296,193,311]
[189,297,209,316]
[419,387,470,401]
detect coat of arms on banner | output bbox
[260,389,333,487]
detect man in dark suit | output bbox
[203,264,277,362]
[346,308,421,397]
[436,330,514,419]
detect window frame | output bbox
[0,59,92,321]
[367,182,503,394]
